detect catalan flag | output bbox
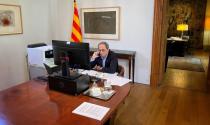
[71,0,82,42]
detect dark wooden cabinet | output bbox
[165,37,189,71]
[167,41,187,57]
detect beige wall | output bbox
[0,0,52,90]
[0,0,155,89]
[51,0,155,84]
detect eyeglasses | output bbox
[98,49,107,52]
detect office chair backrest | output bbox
[117,65,124,77]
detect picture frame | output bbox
[0,4,23,35]
[81,7,120,40]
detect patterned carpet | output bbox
[167,56,204,72]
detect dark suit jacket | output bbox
[90,51,118,73]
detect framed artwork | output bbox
[0,4,23,35]
[81,7,120,40]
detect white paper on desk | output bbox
[72,102,110,121]
[103,72,117,78]
[106,76,131,86]
[80,70,98,76]
[80,70,117,78]
[79,70,130,86]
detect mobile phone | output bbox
[95,51,100,56]
[97,52,100,56]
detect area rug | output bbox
[167,56,205,72]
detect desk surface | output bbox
[0,80,130,125]
[167,37,188,42]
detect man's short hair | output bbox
[98,41,109,49]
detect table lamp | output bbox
[177,24,188,38]
[205,17,210,30]
[205,17,210,48]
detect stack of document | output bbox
[104,75,131,86]
[79,70,131,86]
[72,102,110,121]
[44,58,58,68]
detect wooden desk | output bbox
[0,80,131,125]
[165,37,189,71]
[90,48,136,82]
[167,37,189,57]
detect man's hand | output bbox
[91,51,100,61]
[93,65,102,71]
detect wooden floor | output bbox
[192,50,209,75]
[162,68,207,91]
[162,50,209,92]
[111,84,210,125]
[111,50,210,125]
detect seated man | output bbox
[90,42,118,73]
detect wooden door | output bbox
[150,0,169,87]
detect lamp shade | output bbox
[177,24,188,31]
[205,17,210,30]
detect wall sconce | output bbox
[177,24,188,38]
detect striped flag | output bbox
[71,0,82,42]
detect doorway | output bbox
[150,0,210,91]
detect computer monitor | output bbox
[52,40,90,70]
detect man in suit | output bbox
[90,42,118,73]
